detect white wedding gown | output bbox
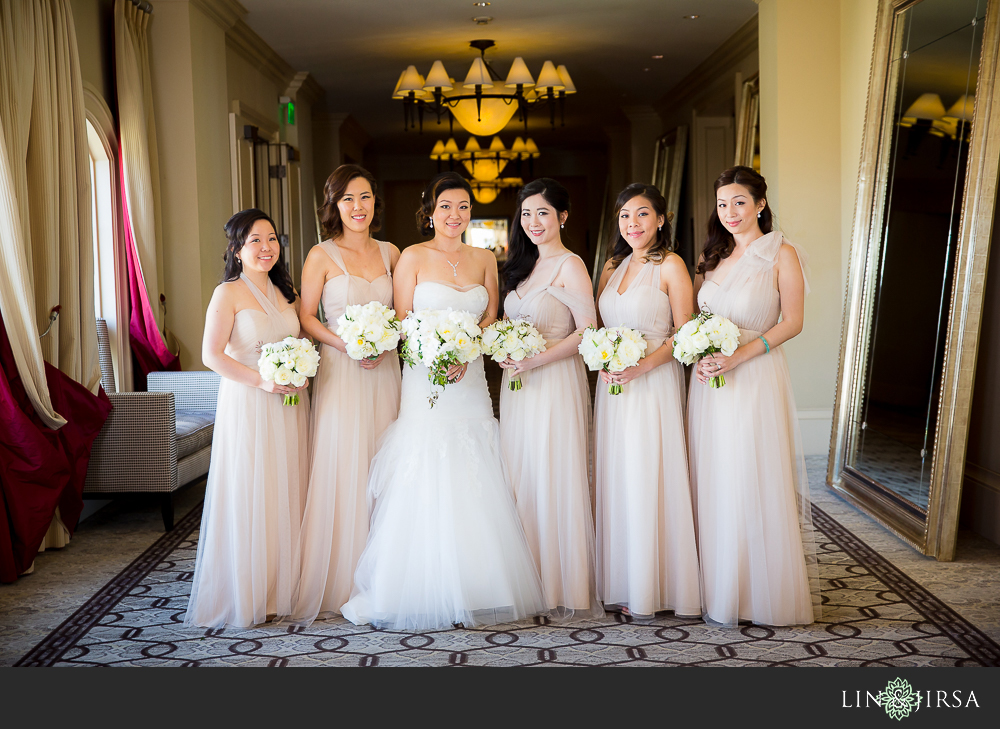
[340,281,547,630]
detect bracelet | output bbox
[759,335,770,354]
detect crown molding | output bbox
[285,71,325,105]
[225,18,296,89]
[656,13,758,112]
[185,0,246,31]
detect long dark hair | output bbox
[317,164,384,241]
[415,171,473,237]
[698,165,773,274]
[608,183,671,270]
[501,178,571,296]
[222,208,297,304]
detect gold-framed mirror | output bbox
[829,0,1000,560]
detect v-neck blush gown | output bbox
[185,274,310,628]
[500,252,603,621]
[291,240,401,625]
[688,230,820,626]
[594,255,701,618]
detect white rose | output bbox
[274,366,292,385]
[290,371,307,387]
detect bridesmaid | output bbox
[593,183,701,619]
[689,165,818,627]
[498,178,603,621]
[291,165,401,625]
[186,209,310,628]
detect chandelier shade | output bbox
[393,41,575,134]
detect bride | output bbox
[341,172,547,631]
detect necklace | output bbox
[446,259,459,277]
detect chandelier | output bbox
[430,135,540,204]
[393,39,575,136]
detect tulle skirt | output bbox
[500,355,603,620]
[290,345,401,625]
[184,379,310,628]
[687,337,819,626]
[341,357,547,630]
[594,357,702,618]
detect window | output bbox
[466,218,509,262]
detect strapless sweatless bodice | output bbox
[412,281,489,317]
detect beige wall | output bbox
[758,0,877,453]
[70,0,115,112]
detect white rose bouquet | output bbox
[400,308,482,407]
[481,317,547,391]
[578,326,647,395]
[672,309,742,388]
[257,336,321,405]
[335,301,402,361]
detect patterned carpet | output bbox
[16,500,1000,668]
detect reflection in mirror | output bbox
[849,0,984,510]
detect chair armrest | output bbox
[84,392,179,493]
[147,370,221,411]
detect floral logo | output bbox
[877,678,920,720]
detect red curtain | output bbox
[0,308,112,583]
[120,149,179,389]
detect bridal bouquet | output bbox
[335,301,402,360]
[481,317,547,391]
[672,309,742,388]
[258,336,321,405]
[400,308,482,407]
[578,326,647,395]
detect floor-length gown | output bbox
[341,281,547,630]
[291,240,401,624]
[688,230,819,626]
[500,252,603,620]
[185,274,310,628]
[594,255,702,618]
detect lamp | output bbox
[393,40,575,134]
[944,94,975,121]
[430,134,539,203]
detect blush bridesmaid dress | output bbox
[688,230,819,627]
[291,239,401,625]
[594,254,701,619]
[185,274,310,628]
[500,252,603,621]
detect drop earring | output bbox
[560,224,565,229]
[757,211,762,218]
[429,219,434,229]
[236,256,242,266]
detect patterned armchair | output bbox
[84,319,220,529]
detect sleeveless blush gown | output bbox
[341,281,547,630]
[185,274,310,628]
[688,230,819,626]
[291,240,401,624]
[500,252,603,620]
[594,255,702,618]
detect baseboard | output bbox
[798,408,833,456]
[961,463,1000,547]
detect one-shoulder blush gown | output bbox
[594,255,701,618]
[500,252,603,620]
[185,274,310,628]
[291,240,401,625]
[688,230,820,626]
[341,281,547,630]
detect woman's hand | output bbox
[696,351,741,384]
[600,361,648,386]
[360,350,390,370]
[259,377,308,396]
[498,353,543,377]
[446,362,468,383]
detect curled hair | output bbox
[698,165,773,274]
[607,183,671,270]
[222,208,297,304]
[317,164,383,241]
[501,178,571,296]
[415,171,473,237]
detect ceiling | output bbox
[239,0,759,151]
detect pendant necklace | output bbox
[446,259,459,277]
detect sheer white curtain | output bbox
[116,0,164,329]
[0,0,101,555]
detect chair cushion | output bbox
[175,410,215,460]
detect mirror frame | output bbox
[828,0,1000,560]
